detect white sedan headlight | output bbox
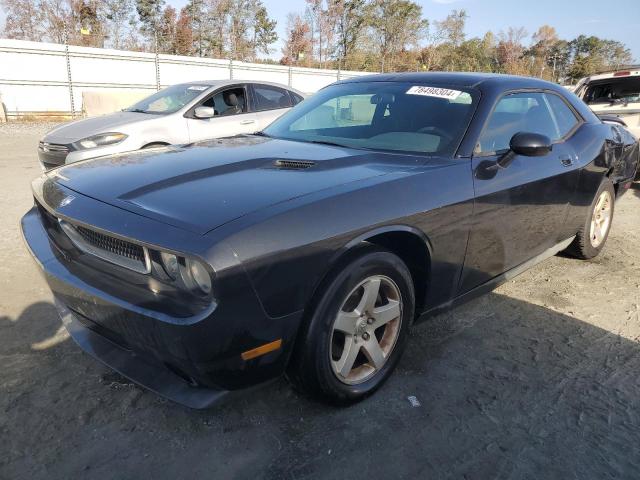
[75,132,127,150]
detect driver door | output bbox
[459,91,581,291]
[185,85,257,143]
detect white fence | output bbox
[0,39,368,119]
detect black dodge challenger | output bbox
[22,73,639,408]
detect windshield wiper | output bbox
[126,108,149,113]
[252,131,270,137]
[307,139,348,148]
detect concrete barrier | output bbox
[82,89,151,117]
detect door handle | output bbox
[559,155,574,167]
[240,119,256,125]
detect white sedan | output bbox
[38,80,306,169]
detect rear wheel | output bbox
[567,178,615,259]
[287,247,415,404]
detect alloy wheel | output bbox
[329,275,403,385]
[590,190,612,248]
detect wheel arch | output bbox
[308,225,433,322]
[286,225,433,372]
[359,227,432,315]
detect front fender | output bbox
[211,161,475,319]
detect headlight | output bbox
[157,251,212,295]
[75,132,127,150]
[159,252,180,279]
[187,259,212,294]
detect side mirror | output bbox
[194,106,215,119]
[510,132,552,157]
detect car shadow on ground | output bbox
[2,293,639,479]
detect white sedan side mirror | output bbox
[194,106,215,119]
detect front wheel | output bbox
[287,247,415,404]
[567,178,615,259]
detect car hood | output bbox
[50,136,428,235]
[42,111,152,143]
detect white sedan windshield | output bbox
[125,84,211,115]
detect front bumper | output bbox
[38,143,73,170]
[57,299,227,408]
[21,195,303,408]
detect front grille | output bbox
[38,142,71,169]
[39,142,69,154]
[59,220,150,274]
[75,225,145,262]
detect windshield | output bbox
[584,77,640,105]
[124,83,211,115]
[263,81,479,155]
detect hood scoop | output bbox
[273,159,316,170]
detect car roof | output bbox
[582,68,640,82]
[178,79,305,96]
[337,71,560,90]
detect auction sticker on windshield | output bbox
[406,86,463,100]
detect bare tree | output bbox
[174,7,194,55]
[497,27,528,74]
[281,12,312,65]
[1,0,47,41]
[103,0,137,49]
[327,0,367,66]
[368,0,427,72]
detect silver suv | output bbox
[38,80,305,170]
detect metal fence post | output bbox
[64,25,75,118]
[154,32,161,91]
[229,59,234,80]
[288,66,292,87]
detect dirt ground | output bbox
[1,123,639,480]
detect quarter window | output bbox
[254,85,292,111]
[291,92,304,105]
[545,93,579,138]
[478,92,560,154]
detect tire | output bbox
[287,246,415,404]
[566,177,615,259]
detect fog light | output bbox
[188,259,211,294]
[160,252,180,279]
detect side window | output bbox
[253,85,292,111]
[545,93,579,139]
[201,87,246,116]
[477,92,559,154]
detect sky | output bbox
[0,0,638,60]
[166,0,640,61]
